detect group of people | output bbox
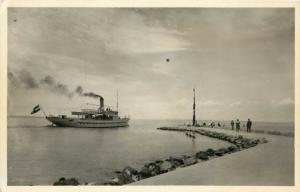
[189,119,253,133]
[230,119,252,132]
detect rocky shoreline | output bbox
[53,127,268,186]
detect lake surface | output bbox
[7,117,294,185]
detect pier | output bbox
[131,126,294,185]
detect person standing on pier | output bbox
[247,118,252,132]
[236,119,240,132]
[230,120,234,130]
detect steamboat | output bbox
[45,96,129,128]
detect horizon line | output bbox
[7,115,295,124]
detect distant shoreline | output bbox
[8,115,45,118]
[6,116,295,124]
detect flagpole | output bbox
[40,106,47,117]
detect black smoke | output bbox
[19,70,39,88]
[40,75,55,85]
[75,86,83,95]
[75,86,102,99]
[41,75,73,98]
[8,71,18,86]
[8,70,102,99]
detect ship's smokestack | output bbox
[100,96,104,110]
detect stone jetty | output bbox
[132,127,294,185]
[104,127,268,185]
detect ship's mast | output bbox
[117,90,119,112]
[193,88,196,126]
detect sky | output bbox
[7,8,294,122]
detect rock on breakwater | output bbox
[53,177,80,186]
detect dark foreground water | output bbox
[8,117,294,185]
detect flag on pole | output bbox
[31,105,40,114]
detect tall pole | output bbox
[117,90,119,112]
[40,106,47,117]
[193,88,196,126]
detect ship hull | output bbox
[46,116,129,128]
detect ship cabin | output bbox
[70,96,121,120]
[72,108,120,120]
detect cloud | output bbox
[106,27,190,53]
[199,100,222,106]
[152,61,175,75]
[7,8,294,122]
[271,98,294,105]
[229,101,243,107]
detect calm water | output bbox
[8,117,294,185]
